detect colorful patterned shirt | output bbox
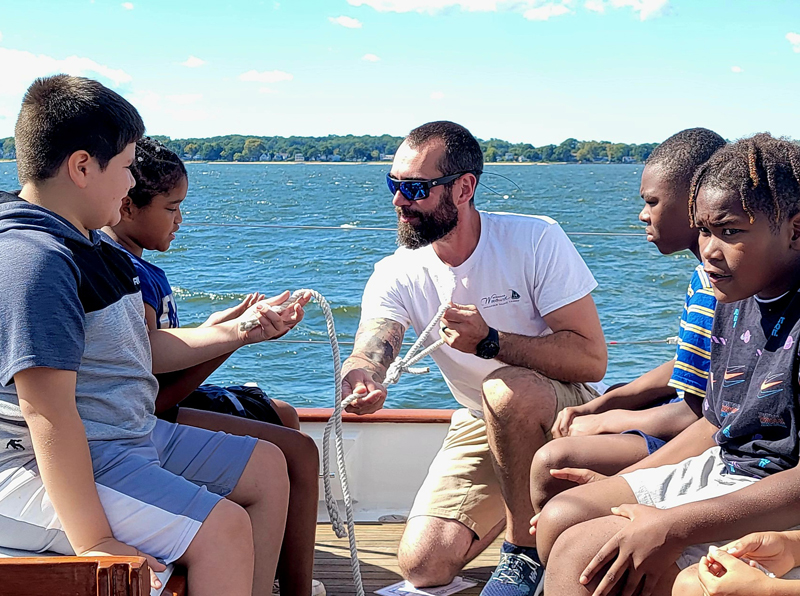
[668,265,716,400]
[704,288,800,478]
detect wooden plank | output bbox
[314,523,502,596]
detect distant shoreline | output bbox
[0,160,632,166]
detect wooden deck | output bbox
[314,523,503,596]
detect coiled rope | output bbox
[240,289,452,596]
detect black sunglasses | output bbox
[386,171,479,201]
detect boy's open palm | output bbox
[202,293,264,327]
[80,537,166,591]
[237,290,311,343]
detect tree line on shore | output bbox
[0,134,658,164]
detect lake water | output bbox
[0,162,699,410]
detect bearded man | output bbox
[341,121,607,596]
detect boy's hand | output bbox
[550,467,608,485]
[552,403,593,438]
[80,537,166,591]
[201,293,264,327]
[699,549,779,596]
[580,504,683,596]
[237,291,310,343]
[343,368,387,414]
[717,532,798,578]
[566,412,610,437]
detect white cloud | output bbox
[121,2,134,9]
[787,32,800,53]
[731,66,743,73]
[348,0,668,20]
[608,0,667,21]
[362,53,381,62]
[329,16,363,28]
[181,56,205,68]
[524,3,571,20]
[239,69,293,83]
[0,47,132,96]
[584,0,604,12]
[166,93,202,105]
[431,91,445,100]
[0,31,3,44]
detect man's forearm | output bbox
[342,318,406,382]
[496,329,606,382]
[149,324,244,374]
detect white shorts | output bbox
[622,446,800,577]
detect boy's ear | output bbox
[119,196,135,220]
[789,213,800,249]
[66,151,94,189]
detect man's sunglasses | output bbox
[386,171,480,201]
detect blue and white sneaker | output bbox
[480,542,544,596]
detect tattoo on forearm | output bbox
[349,318,405,372]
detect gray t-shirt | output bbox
[0,192,157,469]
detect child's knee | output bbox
[532,441,571,474]
[535,491,594,560]
[252,439,289,487]
[184,499,254,564]
[272,399,300,430]
[672,565,702,596]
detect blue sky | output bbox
[1,0,799,144]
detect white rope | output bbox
[385,302,449,385]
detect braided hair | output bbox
[127,137,187,208]
[689,133,800,230]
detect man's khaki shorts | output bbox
[408,379,598,539]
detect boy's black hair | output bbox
[689,133,800,229]
[15,74,145,183]
[128,137,187,208]
[646,127,727,190]
[406,121,483,204]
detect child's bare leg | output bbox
[227,439,290,595]
[178,409,318,595]
[545,516,681,596]
[270,399,301,430]
[536,476,636,564]
[530,434,650,512]
[672,565,703,596]
[178,498,255,596]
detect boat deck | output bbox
[314,523,503,596]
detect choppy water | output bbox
[0,162,699,409]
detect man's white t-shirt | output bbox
[360,211,598,415]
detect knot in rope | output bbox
[384,302,449,385]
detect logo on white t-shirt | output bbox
[481,289,521,308]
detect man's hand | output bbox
[80,537,166,591]
[699,548,780,596]
[201,293,264,327]
[551,403,594,438]
[343,368,387,415]
[439,303,489,354]
[580,504,683,596]
[237,290,311,343]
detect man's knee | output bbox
[481,366,551,420]
[397,518,473,587]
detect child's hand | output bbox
[79,537,166,591]
[699,548,779,596]
[237,290,310,343]
[549,467,608,485]
[716,532,798,578]
[201,293,264,327]
[566,412,610,437]
[551,403,593,438]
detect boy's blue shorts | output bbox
[0,419,257,564]
[622,429,667,454]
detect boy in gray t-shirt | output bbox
[0,75,306,596]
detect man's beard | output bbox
[396,187,459,249]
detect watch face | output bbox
[479,340,500,359]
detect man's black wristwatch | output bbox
[475,327,500,359]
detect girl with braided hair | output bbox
[535,133,800,596]
[103,136,324,596]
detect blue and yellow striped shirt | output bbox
[668,264,716,398]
